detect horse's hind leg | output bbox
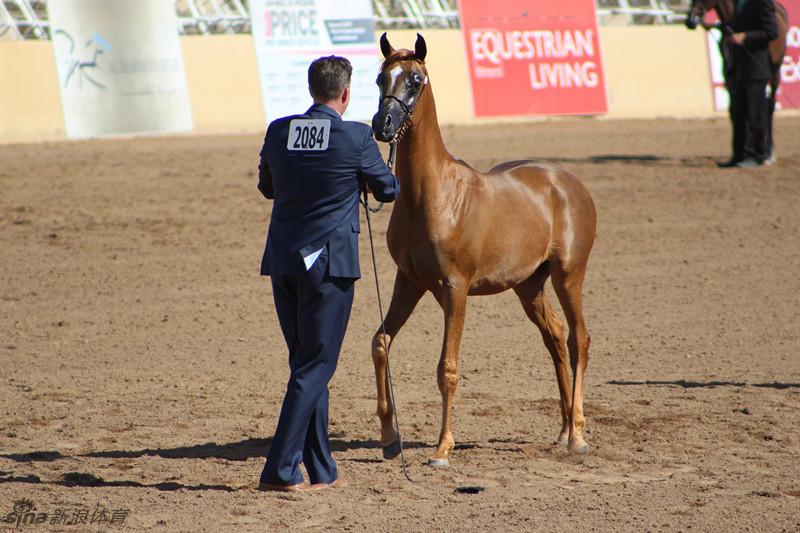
[551,263,591,454]
[514,264,571,446]
[372,269,425,458]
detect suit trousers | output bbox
[260,246,355,485]
[731,77,769,162]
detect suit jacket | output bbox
[258,104,399,278]
[730,0,778,80]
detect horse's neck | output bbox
[714,0,734,22]
[395,85,451,209]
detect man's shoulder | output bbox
[268,114,301,131]
[338,119,373,145]
[340,119,372,134]
[265,110,374,155]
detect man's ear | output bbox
[341,86,350,105]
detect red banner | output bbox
[459,0,608,117]
[779,0,800,109]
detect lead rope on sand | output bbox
[360,143,413,482]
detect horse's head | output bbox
[372,32,429,143]
[685,0,716,29]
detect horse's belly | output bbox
[468,245,549,295]
[390,240,450,288]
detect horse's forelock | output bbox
[380,50,423,71]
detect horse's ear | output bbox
[414,33,427,61]
[380,32,393,59]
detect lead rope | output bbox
[361,143,413,482]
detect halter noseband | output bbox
[378,74,429,145]
[382,94,414,116]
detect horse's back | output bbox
[489,159,577,185]
[489,159,560,174]
[488,159,594,210]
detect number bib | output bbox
[287,119,330,151]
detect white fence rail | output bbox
[1,0,693,41]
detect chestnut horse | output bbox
[369,33,597,466]
[686,0,789,160]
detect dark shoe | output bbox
[716,157,742,168]
[735,158,763,168]
[258,481,312,492]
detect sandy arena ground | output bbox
[1,116,799,532]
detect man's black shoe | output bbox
[716,158,742,168]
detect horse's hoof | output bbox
[554,433,569,446]
[426,458,449,467]
[569,439,589,455]
[382,440,401,460]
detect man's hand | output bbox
[726,32,747,45]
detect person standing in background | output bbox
[718,0,778,168]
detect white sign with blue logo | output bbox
[48,0,193,138]
[249,0,379,123]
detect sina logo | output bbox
[54,30,112,90]
[13,499,35,513]
[3,498,47,527]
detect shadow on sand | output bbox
[530,153,723,168]
[0,436,430,491]
[2,436,428,464]
[0,471,238,492]
[607,380,799,389]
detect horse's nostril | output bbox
[384,114,392,128]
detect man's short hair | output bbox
[308,56,352,101]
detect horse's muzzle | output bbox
[372,102,406,143]
[372,111,399,143]
[372,112,393,143]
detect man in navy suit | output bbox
[257,56,399,492]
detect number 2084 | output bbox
[287,119,330,151]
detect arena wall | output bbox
[600,26,714,118]
[0,41,65,142]
[0,27,718,143]
[180,35,265,135]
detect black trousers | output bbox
[260,247,355,486]
[731,77,769,162]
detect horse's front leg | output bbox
[429,278,468,466]
[372,270,425,459]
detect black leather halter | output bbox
[381,94,414,116]
[378,74,428,146]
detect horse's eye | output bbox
[375,74,385,86]
[407,74,422,88]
